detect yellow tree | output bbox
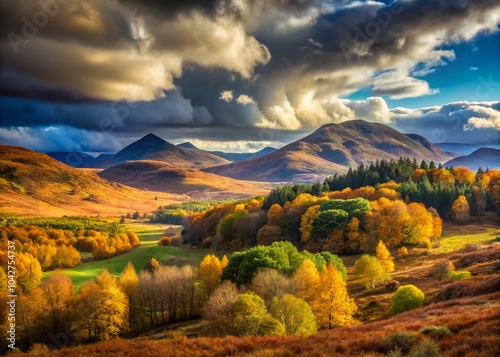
[354,255,388,289]
[42,270,73,336]
[292,259,319,303]
[72,270,129,341]
[452,195,470,222]
[376,240,395,273]
[311,263,357,329]
[300,205,320,242]
[198,254,224,302]
[16,252,42,292]
[119,262,140,333]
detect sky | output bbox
[0,0,499,154]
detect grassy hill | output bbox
[204,120,458,182]
[0,145,185,216]
[98,160,272,200]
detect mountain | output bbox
[0,145,183,216]
[436,143,500,156]
[444,148,500,170]
[47,151,98,168]
[93,134,229,169]
[203,120,458,182]
[177,142,199,150]
[210,147,278,162]
[98,160,271,200]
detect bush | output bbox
[407,338,441,357]
[434,275,500,302]
[419,325,451,339]
[390,285,425,315]
[429,261,455,281]
[158,236,171,246]
[385,331,416,352]
[385,280,400,292]
[398,246,409,257]
[449,270,471,281]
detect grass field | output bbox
[437,225,500,253]
[43,223,206,287]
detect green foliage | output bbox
[390,285,425,315]
[263,184,313,209]
[218,210,248,242]
[311,209,349,241]
[270,294,317,335]
[150,200,239,224]
[407,338,442,357]
[319,198,371,220]
[419,325,451,337]
[232,292,285,336]
[2,216,123,235]
[354,255,388,289]
[385,331,417,352]
[221,241,346,285]
[449,270,471,281]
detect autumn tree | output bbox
[42,270,73,337]
[376,241,395,273]
[232,292,285,336]
[452,195,470,222]
[354,255,388,289]
[71,270,129,341]
[250,269,296,309]
[300,205,320,242]
[119,262,140,333]
[390,285,424,314]
[198,254,226,302]
[16,252,42,292]
[144,258,159,274]
[430,261,455,281]
[292,259,320,303]
[269,294,317,335]
[311,263,357,329]
[16,287,48,349]
[202,281,239,336]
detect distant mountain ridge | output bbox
[92,133,229,169]
[444,148,500,170]
[203,120,458,182]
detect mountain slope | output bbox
[94,134,229,169]
[98,160,271,200]
[210,147,278,162]
[445,148,500,170]
[203,120,458,182]
[0,145,183,216]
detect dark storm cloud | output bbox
[0,0,499,152]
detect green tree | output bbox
[311,209,349,241]
[270,294,317,335]
[232,292,285,336]
[354,255,388,289]
[390,285,425,315]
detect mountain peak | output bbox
[178,142,199,150]
[139,133,166,145]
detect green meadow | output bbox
[43,223,206,287]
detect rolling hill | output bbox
[203,120,458,182]
[0,145,184,216]
[93,133,229,169]
[98,160,271,200]
[444,148,500,170]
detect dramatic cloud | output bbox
[0,0,499,152]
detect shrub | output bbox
[390,285,425,315]
[385,280,400,292]
[449,270,471,281]
[429,261,455,281]
[407,338,441,357]
[434,275,500,302]
[385,331,416,352]
[158,236,171,246]
[419,325,451,339]
[398,246,409,257]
